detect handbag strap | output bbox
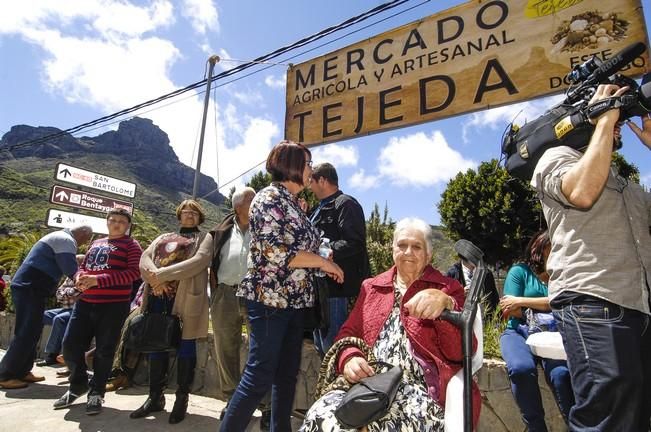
[315,336,377,399]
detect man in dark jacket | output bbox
[309,163,370,356]
[446,254,500,317]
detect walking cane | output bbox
[440,239,486,432]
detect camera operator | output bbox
[531,83,651,432]
[626,114,651,149]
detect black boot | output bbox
[130,356,168,419]
[169,357,196,424]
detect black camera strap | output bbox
[585,95,634,120]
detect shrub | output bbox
[483,308,507,359]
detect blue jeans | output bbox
[43,308,72,355]
[500,327,574,432]
[0,283,51,380]
[313,296,349,356]
[219,300,304,432]
[63,300,129,396]
[553,295,651,431]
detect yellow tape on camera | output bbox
[554,116,574,139]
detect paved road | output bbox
[0,350,303,431]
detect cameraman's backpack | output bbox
[501,103,594,181]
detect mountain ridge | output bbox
[0,117,226,237]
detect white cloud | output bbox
[0,0,174,37]
[349,169,380,191]
[31,29,181,110]
[378,131,475,187]
[0,0,278,197]
[264,74,285,89]
[462,95,565,143]
[311,144,358,167]
[181,0,219,34]
[231,90,264,106]
[641,172,651,189]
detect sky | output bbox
[1,0,650,226]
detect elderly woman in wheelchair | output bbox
[301,218,481,432]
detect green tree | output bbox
[612,152,640,183]
[246,170,318,210]
[366,203,395,275]
[438,159,543,267]
[0,231,45,312]
[0,231,43,273]
[223,186,236,210]
[247,171,272,192]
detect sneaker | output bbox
[53,389,86,409]
[86,394,104,415]
[0,378,28,389]
[259,408,271,431]
[21,372,45,383]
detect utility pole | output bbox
[192,54,220,199]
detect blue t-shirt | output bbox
[503,263,548,330]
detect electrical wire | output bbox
[2,0,412,153]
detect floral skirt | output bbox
[300,383,444,432]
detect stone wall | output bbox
[0,312,567,430]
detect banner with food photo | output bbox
[285,0,649,146]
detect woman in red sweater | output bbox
[301,217,480,431]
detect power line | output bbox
[2,0,412,154]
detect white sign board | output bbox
[46,209,108,235]
[55,163,136,198]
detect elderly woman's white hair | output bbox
[392,217,433,254]
[232,187,256,209]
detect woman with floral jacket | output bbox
[219,140,343,432]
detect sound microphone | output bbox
[586,42,646,85]
[565,42,647,103]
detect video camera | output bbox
[502,42,651,181]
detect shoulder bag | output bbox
[124,293,182,353]
[334,360,403,428]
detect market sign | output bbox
[49,185,134,215]
[46,209,109,235]
[55,163,136,198]
[285,0,649,145]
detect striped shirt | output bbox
[79,236,142,303]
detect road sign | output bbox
[55,163,136,198]
[50,185,134,215]
[46,209,108,235]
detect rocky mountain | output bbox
[0,117,226,237]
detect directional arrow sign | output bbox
[50,185,134,215]
[55,190,69,201]
[55,163,136,198]
[46,209,109,235]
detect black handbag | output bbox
[334,361,403,428]
[124,307,182,353]
[304,275,330,331]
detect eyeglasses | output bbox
[306,160,313,168]
[181,210,200,216]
